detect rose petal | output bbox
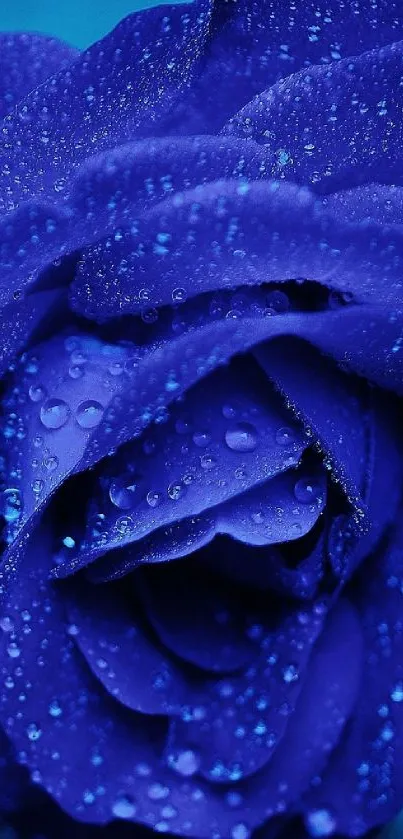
[65,582,193,715]
[167,0,403,134]
[74,360,309,564]
[0,33,78,120]
[138,556,263,674]
[224,41,403,193]
[69,180,403,319]
[303,515,403,835]
[0,1,213,211]
[254,338,370,508]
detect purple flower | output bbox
[0,3,402,838]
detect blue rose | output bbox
[0,3,402,839]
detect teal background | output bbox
[0,0,400,837]
[0,0,187,48]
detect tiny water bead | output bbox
[225,422,258,453]
[75,400,104,429]
[2,488,23,523]
[40,398,70,430]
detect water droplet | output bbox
[146,490,163,508]
[294,478,321,504]
[231,823,250,839]
[70,350,87,366]
[109,361,124,377]
[175,417,191,437]
[391,683,403,703]
[168,749,200,777]
[276,426,295,446]
[282,664,299,684]
[116,516,132,535]
[40,398,70,430]
[2,488,23,524]
[306,809,336,837]
[141,308,158,324]
[222,404,237,419]
[43,455,59,472]
[26,722,42,742]
[225,422,257,453]
[265,290,289,313]
[192,430,211,448]
[28,384,46,403]
[167,482,186,501]
[112,794,137,819]
[172,287,187,303]
[69,365,84,379]
[200,454,217,470]
[109,477,138,510]
[31,479,44,495]
[7,642,21,659]
[48,700,62,718]
[75,400,104,429]
[148,783,169,801]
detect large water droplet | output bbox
[2,488,23,524]
[111,794,137,819]
[75,400,104,429]
[265,290,290,313]
[276,426,295,446]
[167,482,186,501]
[40,398,70,430]
[225,422,257,453]
[109,477,138,510]
[294,478,321,505]
[146,490,163,508]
